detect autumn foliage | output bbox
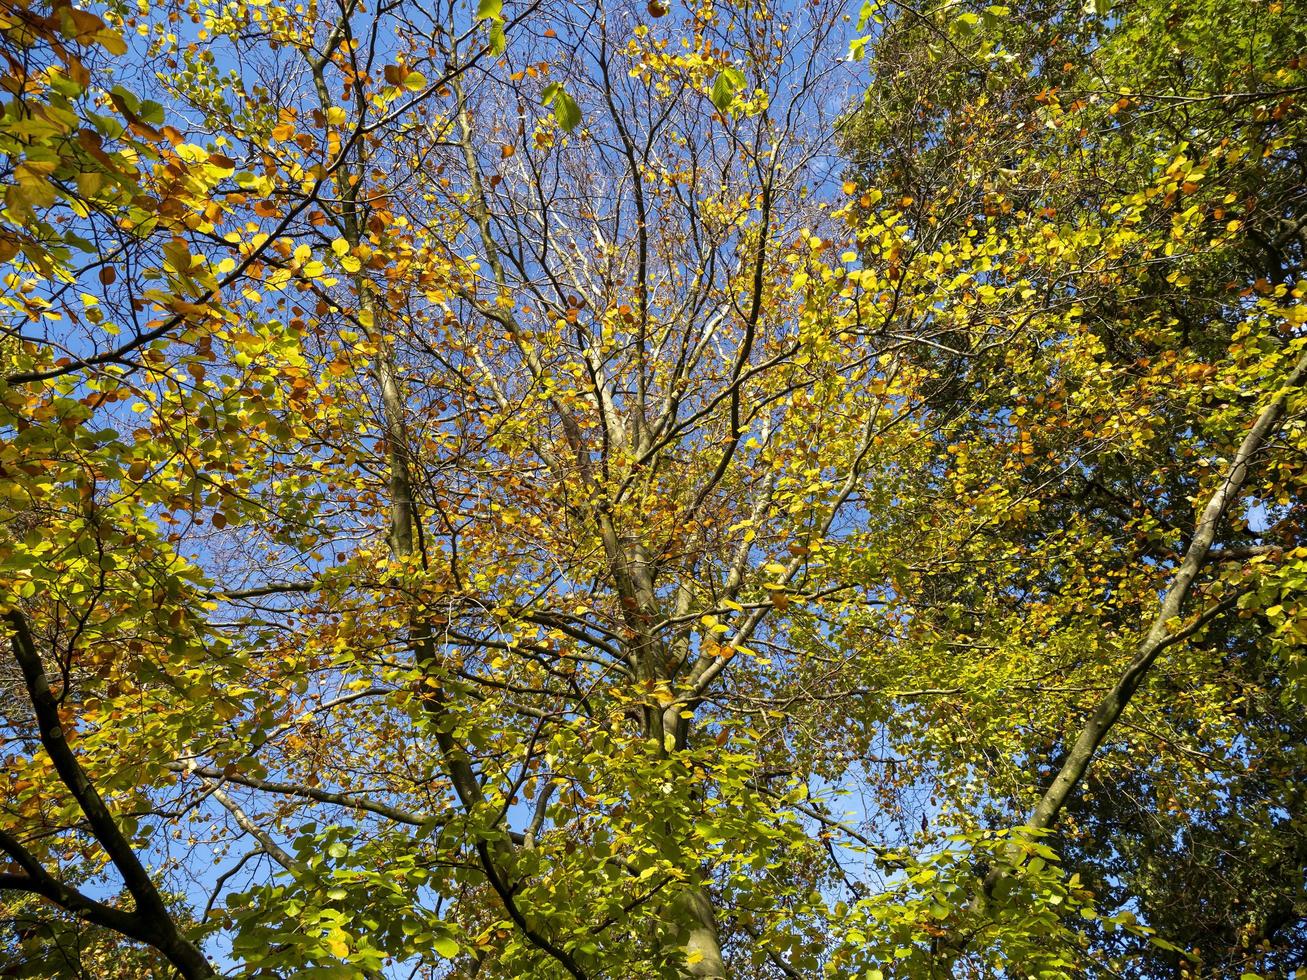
[1,0,1304,977]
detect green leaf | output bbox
[476,0,502,20]
[551,89,581,131]
[432,935,459,958]
[489,23,507,55]
[710,68,746,114]
[855,0,876,31]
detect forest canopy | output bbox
[0,0,1303,976]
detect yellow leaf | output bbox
[95,29,128,55]
[76,171,103,198]
[162,239,192,273]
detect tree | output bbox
[1,0,1303,978]
[840,0,1307,973]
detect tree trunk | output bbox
[675,886,729,978]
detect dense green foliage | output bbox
[842,1,1306,973]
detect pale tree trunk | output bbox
[675,887,729,978]
[932,348,1307,969]
[448,67,734,975]
[1024,348,1307,835]
[308,35,594,975]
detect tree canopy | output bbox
[0,0,1303,976]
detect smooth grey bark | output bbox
[1025,348,1307,834]
[675,887,730,978]
[928,352,1307,971]
[448,68,732,978]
